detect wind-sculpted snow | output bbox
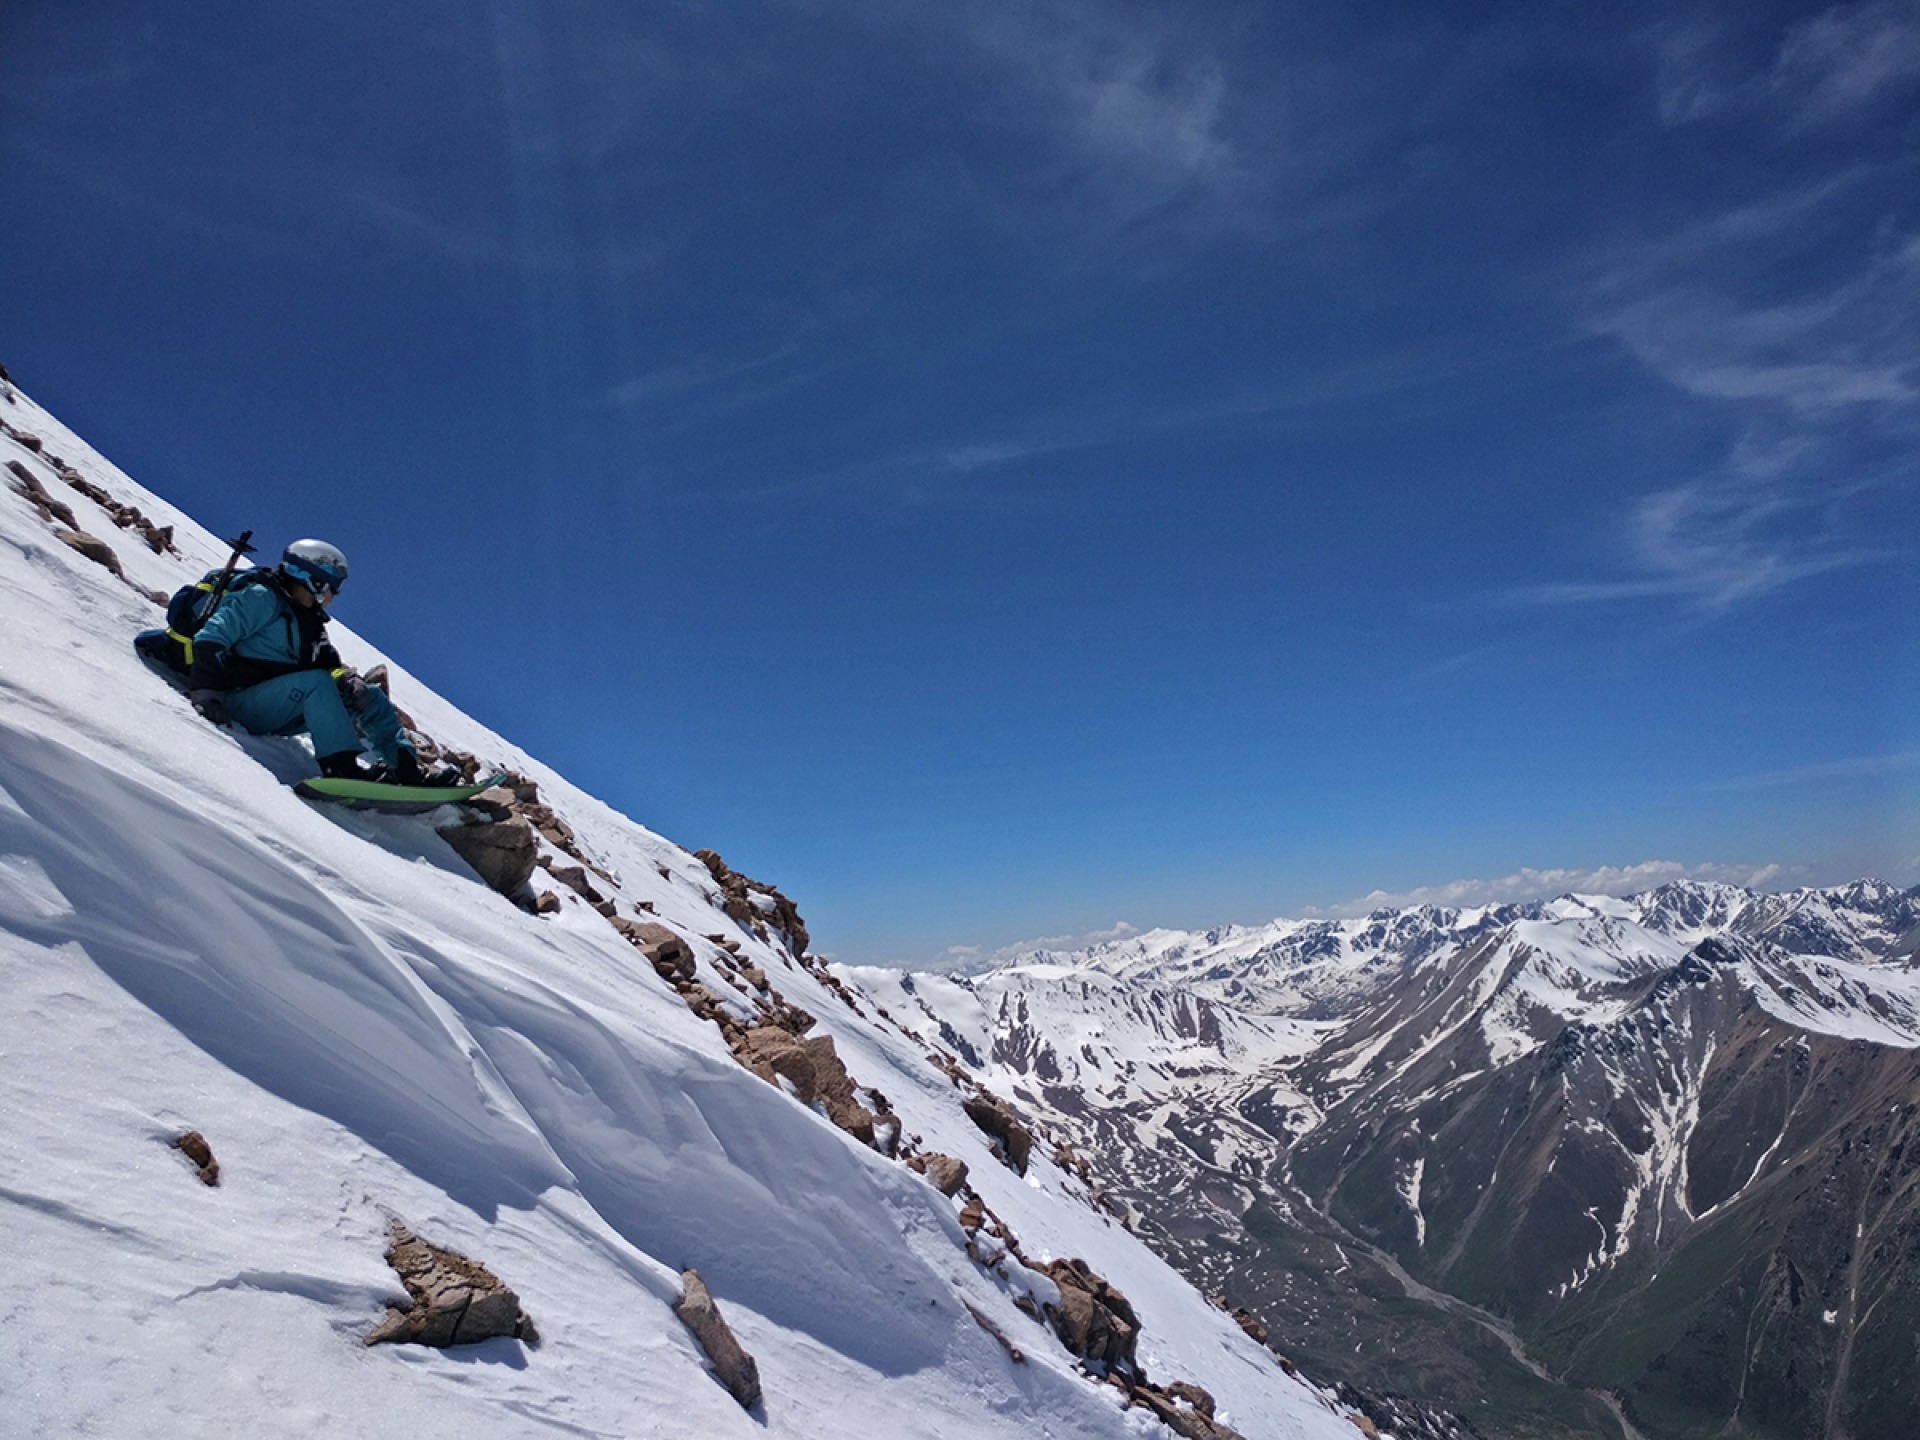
[0,722,570,1215]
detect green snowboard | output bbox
[294,773,507,814]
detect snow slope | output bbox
[0,386,1362,1440]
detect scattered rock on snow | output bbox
[1041,1257,1140,1374]
[53,528,125,577]
[674,1268,761,1410]
[918,1153,970,1196]
[693,847,811,958]
[962,1091,1034,1175]
[613,918,696,978]
[964,1301,1026,1364]
[366,1220,537,1348]
[6,458,79,528]
[171,1130,220,1186]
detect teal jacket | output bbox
[188,573,340,689]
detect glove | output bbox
[335,667,369,712]
[187,689,227,724]
[188,640,231,690]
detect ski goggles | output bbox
[283,556,347,599]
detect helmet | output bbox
[280,538,349,598]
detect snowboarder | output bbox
[184,538,434,784]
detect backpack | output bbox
[134,568,275,676]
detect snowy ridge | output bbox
[996,883,1920,1049]
[0,387,1365,1439]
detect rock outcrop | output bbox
[917,1152,969,1196]
[436,810,539,897]
[729,1022,876,1145]
[1042,1257,1140,1374]
[694,848,810,957]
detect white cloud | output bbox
[1320,861,1792,918]
[1063,51,1230,184]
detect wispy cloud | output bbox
[937,921,1142,972]
[1774,0,1920,127]
[1652,0,1920,130]
[950,4,1239,213]
[1592,227,1920,419]
[1701,750,1920,792]
[1319,860,1791,918]
[1550,159,1919,611]
[1516,467,1890,610]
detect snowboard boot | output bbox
[370,748,464,788]
[316,750,368,780]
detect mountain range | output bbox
[840,881,1920,1438]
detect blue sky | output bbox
[4,1,1916,965]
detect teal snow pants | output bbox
[220,669,409,765]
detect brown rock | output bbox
[1137,1384,1246,1440]
[801,1032,876,1144]
[5,459,80,528]
[674,1268,760,1410]
[366,1220,536,1348]
[732,1025,818,1101]
[463,785,516,821]
[962,1092,1034,1175]
[52,529,124,577]
[729,1025,877,1144]
[964,1301,1026,1364]
[1166,1381,1216,1418]
[545,863,604,903]
[922,1153,970,1196]
[1228,1305,1268,1346]
[172,1130,220,1186]
[437,814,538,896]
[1041,1258,1140,1373]
[621,920,695,978]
